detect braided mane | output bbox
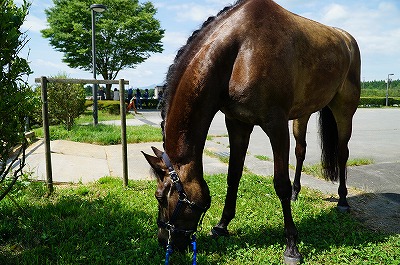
[161,0,246,143]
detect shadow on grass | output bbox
[194,204,398,264]
[192,188,400,263]
[0,176,398,264]
[0,184,163,264]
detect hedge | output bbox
[359,97,400,107]
[85,99,161,115]
[87,98,400,113]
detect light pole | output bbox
[386,73,394,107]
[90,4,107,125]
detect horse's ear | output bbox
[141,151,166,181]
[151,146,164,159]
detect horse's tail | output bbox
[319,106,339,182]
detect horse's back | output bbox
[222,0,360,121]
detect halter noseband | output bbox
[158,152,210,238]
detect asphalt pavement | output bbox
[23,108,399,203]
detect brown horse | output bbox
[142,0,361,263]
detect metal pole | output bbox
[91,8,98,125]
[386,74,394,107]
[120,79,128,186]
[40,76,53,194]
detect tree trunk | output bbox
[106,84,112,99]
[102,72,113,100]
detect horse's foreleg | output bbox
[211,117,253,237]
[291,115,310,201]
[263,116,301,264]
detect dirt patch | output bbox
[348,192,400,234]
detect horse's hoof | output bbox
[283,254,302,265]
[337,205,350,213]
[209,227,229,238]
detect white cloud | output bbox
[322,4,348,23]
[309,1,400,58]
[148,53,175,64]
[205,0,232,3]
[22,14,47,33]
[172,3,218,22]
[32,59,85,77]
[162,31,189,47]
[127,53,176,86]
[275,0,320,10]
[34,59,64,69]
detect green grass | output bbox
[1,174,398,264]
[302,164,324,179]
[204,149,230,164]
[255,155,273,162]
[33,124,162,145]
[76,110,136,123]
[301,158,375,179]
[346,158,374,167]
[32,109,162,145]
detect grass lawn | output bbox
[75,110,132,123]
[1,174,398,264]
[33,110,162,145]
[34,124,162,145]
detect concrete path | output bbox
[23,109,399,200]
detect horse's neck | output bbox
[163,13,236,167]
[164,87,217,167]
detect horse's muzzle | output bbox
[158,228,191,252]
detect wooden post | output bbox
[40,76,53,193]
[34,77,129,189]
[119,79,128,187]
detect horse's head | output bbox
[142,147,211,251]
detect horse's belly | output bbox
[288,101,328,120]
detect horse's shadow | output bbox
[347,192,400,234]
[195,191,399,262]
[2,184,398,264]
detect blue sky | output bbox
[19,0,400,87]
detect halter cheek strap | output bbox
[159,152,210,235]
[160,152,210,265]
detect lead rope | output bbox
[191,234,197,265]
[165,244,173,265]
[164,235,198,265]
[164,211,206,265]
[165,230,173,265]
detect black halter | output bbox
[158,152,210,237]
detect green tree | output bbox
[33,74,87,131]
[41,0,164,99]
[0,0,34,200]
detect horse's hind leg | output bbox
[329,81,360,212]
[211,117,253,237]
[291,114,311,201]
[329,106,357,212]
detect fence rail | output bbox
[34,77,129,85]
[35,77,130,192]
